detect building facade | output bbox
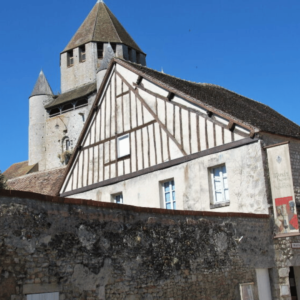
[3,1,300,300]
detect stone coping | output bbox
[0,189,270,219]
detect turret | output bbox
[29,71,53,170]
[60,0,146,93]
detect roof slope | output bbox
[121,60,300,138]
[30,70,53,97]
[4,161,38,180]
[63,2,143,53]
[7,167,66,196]
[45,82,96,109]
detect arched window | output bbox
[66,139,70,151]
[49,108,60,117]
[61,103,73,113]
[75,99,88,108]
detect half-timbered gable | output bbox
[59,59,255,199]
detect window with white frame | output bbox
[117,134,130,158]
[162,180,176,209]
[210,165,229,205]
[27,293,59,300]
[113,193,123,204]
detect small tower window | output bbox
[97,43,103,59]
[66,139,70,151]
[136,52,140,64]
[128,47,132,61]
[111,43,117,53]
[79,45,86,62]
[67,50,74,67]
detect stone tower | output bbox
[60,0,146,93]
[28,71,53,169]
[28,0,146,172]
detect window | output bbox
[128,47,132,61]
[113,193,123,204]
[75,99,88,108]
[61,103,73,113]
[136,52,140,64]
[239,283,254,300]
[97,42,103,59]
[66,139,70,151]
[67,50,74,67]
[79,45,86,62]
[111,43,117,53]
[117,134,130,158]
[210,165,229,205]
[163,180,176,210]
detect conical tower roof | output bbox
[63,1,144,54]
[30,70,53,97]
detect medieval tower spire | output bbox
[27,1,147,172]
[60,1,146,93]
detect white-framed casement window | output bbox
[67,50,74,67]
[117,134,130,158]
[162,180,176,210]
[210,165,229,206]
[79,45,86,62]
[112,193,123,204]
[27,293,59,300]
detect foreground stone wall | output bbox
[0,190,272,300]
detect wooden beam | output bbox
[116,71,187,156]
[60,137,259,197]
[116,90,130,98]
[81,120,156,151]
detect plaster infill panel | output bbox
[69,141,268,214]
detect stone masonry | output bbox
[0,190,273,300]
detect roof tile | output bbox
[121,59,300,138]
[63,2,143,53]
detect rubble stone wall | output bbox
[0,191,272,300]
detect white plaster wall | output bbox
[69,141,268,214]
[29,95,53,169]
[44,94,95,170]
[61,42,98,93]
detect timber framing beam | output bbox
[60,137,259,197]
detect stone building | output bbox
[3,0,300,300]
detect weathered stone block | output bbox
[280,285,290,297]
[278,268,290,278]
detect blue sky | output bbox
[0,0,299,172]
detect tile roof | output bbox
[7,167,66,196]
[30,70,53,97]
[45,82,96,109]
[3,161,38,180]
[120,60,300,138]
[63,2,144,54]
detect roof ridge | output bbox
[103,3,121,42]
[92,2,100,41]
[115,59,300,137]
[116,59,275,109]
